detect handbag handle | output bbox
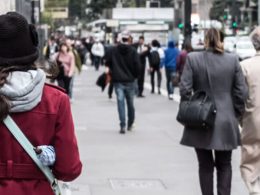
[189,91,209,104]
[203,52,217,111]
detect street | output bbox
[69,66,247,195]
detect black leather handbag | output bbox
[176,52,217,129]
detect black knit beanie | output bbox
[0,12,39,66]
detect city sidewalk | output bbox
[70,66,247,195]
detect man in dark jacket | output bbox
[44,36,59,60]
[106,31,141,134]
[136,36,149,97]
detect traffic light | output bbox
[178,23,184,29]
[232,21,237,28]
[223,12,227,20]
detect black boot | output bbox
[119,128,126,134]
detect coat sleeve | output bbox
[104,47,112,68]
[232,57,248,119]
[176,54,181,73]
[52,94,82,181]
[179,55,193,100]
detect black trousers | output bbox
[57,76,72,97]
[150,68,161,92]
[137,62,146,96]
[108,82,114,98]
[94,56,101,71]
[195,149,232,195]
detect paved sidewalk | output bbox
[70,66,247,195]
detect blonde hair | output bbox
[204,28,224,54]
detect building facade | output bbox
[15,0,32,21]
[0,0,31,22]
[0,0,16,14]
[44,0,68,19]
[198,0,214,20]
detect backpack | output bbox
[149,50,160,68]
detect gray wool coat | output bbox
[179,51,248,150]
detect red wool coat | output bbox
[0,84,82,195]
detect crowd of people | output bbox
[100,27,260,195]
[42,31,194,104]
[1,11,260,195]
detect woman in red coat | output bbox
[0,12,82,195]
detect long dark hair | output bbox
[182,40,193,52]
[0,64,36,121]
[204,28,224,54]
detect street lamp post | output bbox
[172,0,183,43]
[184,0,192,42]
[31,0,40,25]
[31,0,45,60]
[258,0,260,25]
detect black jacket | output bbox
[132,43,150,65]
[106,44,140,83]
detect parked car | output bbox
[235,40,256,61]
[224,36,236,52]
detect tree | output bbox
[69,0,87,19]
[209,0,226,22]
[86,0,117,21]
[123,0,136,7]
[41,12,54,29]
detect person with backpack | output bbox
[149,40,165,94]
[164,40,180,100]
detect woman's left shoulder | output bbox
[186,51,204,61]
[222,52,239,61]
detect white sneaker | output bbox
[168,94,173,100]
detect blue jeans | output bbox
[165,68,175,95]
[114,82,135,129]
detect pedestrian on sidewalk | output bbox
[240,27,260,195]
[91,38,105,71]
[66,38,82,101]
[105,31,141,134]
[179,28,248,195]
[0,12,82,195]
[148,39,164,94]
[54,42,75,98]
[44,36,59,60]
[135,36,149,98]
[164,40,180,100]
[176,40,193,79]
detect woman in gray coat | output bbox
[179,28,248,195]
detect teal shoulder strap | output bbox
[3,115,61,195]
